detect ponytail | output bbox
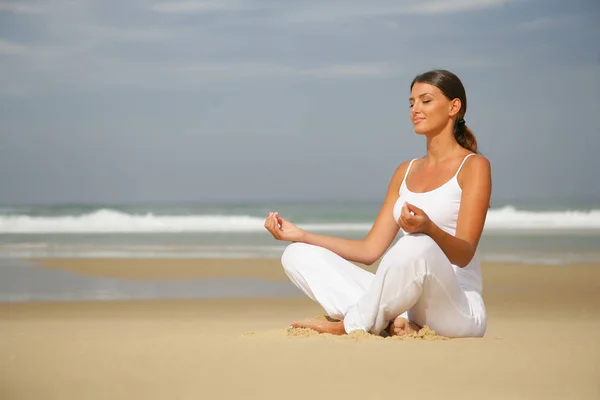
[454,118,478,154]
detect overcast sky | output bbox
[0,0,599,206]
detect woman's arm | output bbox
[268,162,409,266]
[423,155,492,267]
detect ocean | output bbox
[1,200,600,265]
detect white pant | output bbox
[281,234,487,337]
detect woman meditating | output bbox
[264,69,491,338]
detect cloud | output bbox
[177,61,397,80]
[151,0,252,14]
[147,1,522,22]
[405,0,518,15]
[277,0,521,24]
[439,56,514,70]
[0,2,44,14]
[0,0,527,98]
[518,15,580,31]
[0,39,32,55]
[177,61,295,78]
[0,57,399,97]
[86,25,181,42]
[302,63,393,78]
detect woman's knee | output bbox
[281,242,316,274]
[380,234,440,272]
[401,234,438,253]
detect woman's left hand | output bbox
[398,202,432,235]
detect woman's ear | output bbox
[449,98,462,117]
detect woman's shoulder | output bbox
[458,153,491,185]
[463,153,491,170]
[393,158,420,179]
[386,159,419,192]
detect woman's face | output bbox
[409,82,458,135]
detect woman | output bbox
[264,69,491,338]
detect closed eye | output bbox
[409,99,431,108]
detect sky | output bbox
[0,0,599,206]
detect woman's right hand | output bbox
[264,212,306,242]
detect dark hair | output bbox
[410,69,478,153]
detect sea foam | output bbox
[0,206,599,233]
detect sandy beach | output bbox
[1,258,599,399]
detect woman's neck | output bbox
[425,128,463,164]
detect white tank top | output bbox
[392,154,483,293]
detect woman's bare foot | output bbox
[388,317,421,336]
[290,319,346,335]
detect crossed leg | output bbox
[281,234,485,338]
[281,241,410,335]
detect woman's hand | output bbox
[264,212,306,242]
[398,202,432,235]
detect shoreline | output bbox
[2,257,599,305]
[26,256,600,278]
